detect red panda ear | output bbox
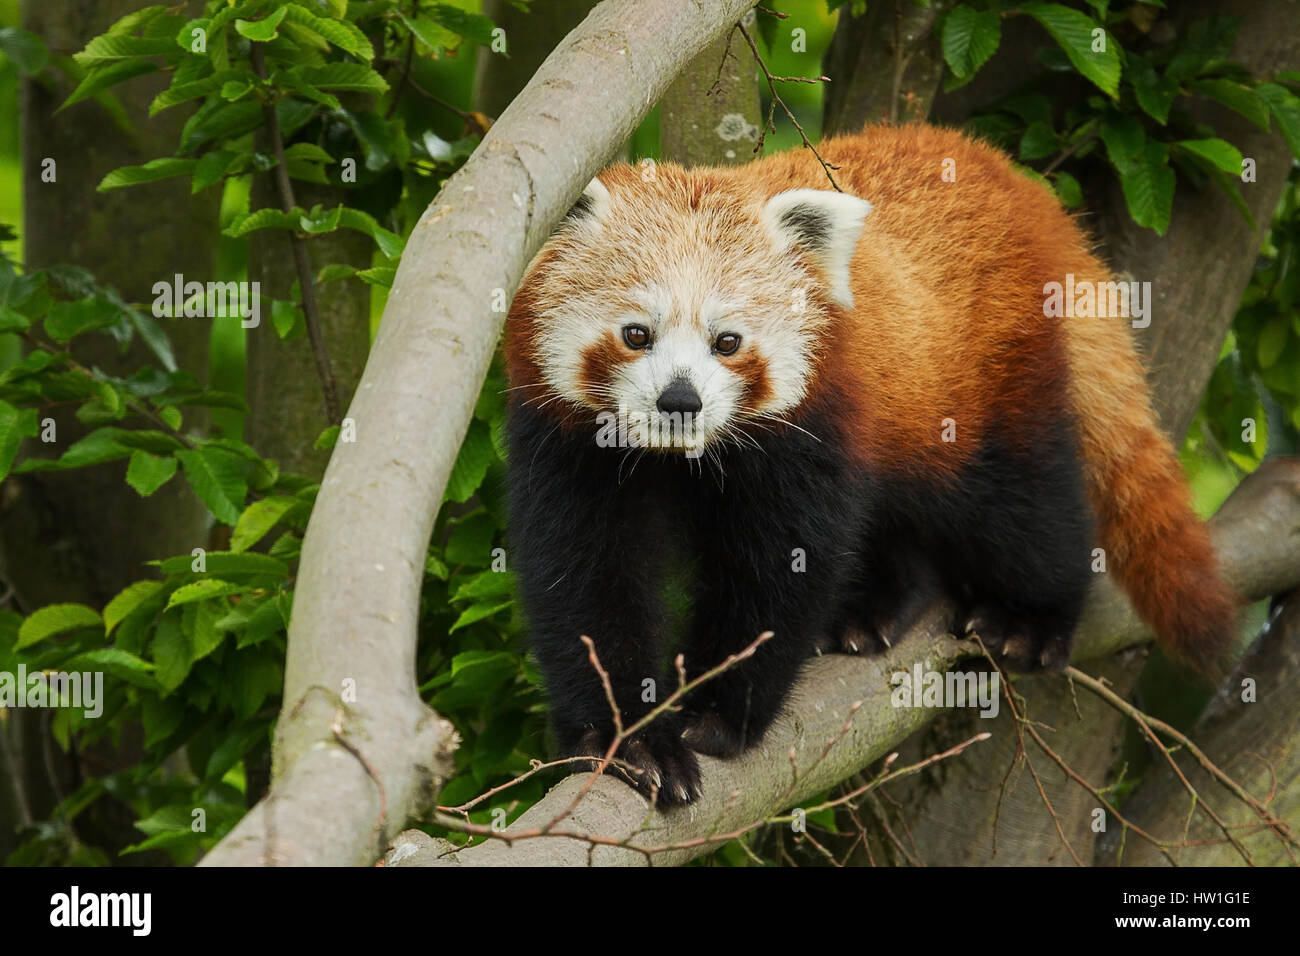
[559,177,611,231]
[762,188,872,307]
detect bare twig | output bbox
[735,21,841,191]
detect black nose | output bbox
[657,378,702,414]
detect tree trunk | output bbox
[245,180,370,479]
[658,23,761,167]
[822,0,954,135]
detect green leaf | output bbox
[343,109,398,170]
[234,6,287,42]
[1127,55,1177,124]
[176,448,247,526]
[0,27,49,73]
[67,647,156,688]
[283,142,334,163]
[104,580,164,635]
[0,306,29,333]
[1052,170,1084,208]
[445,510,498,566]
[107,5,170,35]
[451,570,515,603]
[335,207,404,258]
[316,264,357,284]
[44,296,120,342]
[355,266,396,288]
[1166,15,1239,82]
[314,424,341,449]
[155,550,289,579]
[1018,120,1058,160]
[61,60,158,111]
[191,149,241,192]
[942,5,1001,79]
[1257,83,1300,159]
[1020,3,1120,97]
[150,71,243,116]
[1189,79,1270,131]
[151,611,191,692]
[165,579,245,610]
[294,63,388,94]
[280,4,372,60]
[179,99,263,153]
[15,428,133,472]
[186,600,225,662]
[274,69,341,111]
[445,419,493,503]
[1117,143,1175,235]
[73,33,175,66]
[16,604,102,650]
[1176,138,1244,175]
[427,4,497,46]
[219,79,254,101]
[126,449,178,496]
[271,299,303,340]
[98,157,198,192]
[1257,319,1287,368]
[223,206,302,238]
[231,496,299,552]
[450,601,512,633]
[397,13,456,53]
[0,400,37,481]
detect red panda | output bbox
[503,124,1239,805]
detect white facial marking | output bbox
[525,178,866,452]
[761,188,872,308]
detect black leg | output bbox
[507,405,701,804]
[679,437,868,758]
[938,425,1094,671]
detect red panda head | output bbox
[505,161,871,452]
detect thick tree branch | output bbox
[202,0,760,867]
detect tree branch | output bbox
[202,0,762,868]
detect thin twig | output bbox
[736,21,841,191]
[251,43,340,425]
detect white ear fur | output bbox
[762,188,872,307]
[561,176,611,229]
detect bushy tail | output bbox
[1064,311,1239,678]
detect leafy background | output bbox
[0,0,1295,865]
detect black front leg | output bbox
[507,406,701,804]
[680,437,868,758]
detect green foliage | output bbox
[947,2,1300,234]
[2,0,500,865]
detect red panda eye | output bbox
[622,324,650,350]
[714,333,741,355]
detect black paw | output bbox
[962,604,1071,671]
[825,624,891,656]
[681,710,747,758]
[568,723,702,806]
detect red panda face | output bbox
[509,165,872,453]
